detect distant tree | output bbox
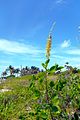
[25,66,29,70]
[1,71,7,78]
[5,66,15,77]
[31,66,40,74]
[14,68,20,77]
[65,62,69,65]
[8,65,15,76]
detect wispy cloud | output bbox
[0,60,13,64]
[65,48,80,55]
[51,54,80,63]
[61,40,71,48]
[0,39,43,55]
[56,0,65,4]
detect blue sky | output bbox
[0,0,80,74]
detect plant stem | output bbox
[45,71,55,120]
[45,73,49,103]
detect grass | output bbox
[0,75,32,120]
[0,72,80,120]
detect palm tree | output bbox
[8,65,15,76]
[14,68,20,77]
[31,66,40,74]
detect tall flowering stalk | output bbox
[46,35,52,59]
[46,21,56,59]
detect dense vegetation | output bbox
[0,62,80,120]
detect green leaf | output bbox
[41,111,48,119]
[29,82,33,88]
[50,66,56,71]
[32,75,36,81]
[29,112,35,116]
[57,66,64,70]
[49,81,55,88]
[56,81,64,91]
[52,95,59,106]
[42,63,46,69]
[42,59,50,69]
[19,114,26,120]
[45,59,50,67]
[39,78,44,83]
[51,105,58,112]
[34,90,40,97]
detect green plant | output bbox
[27,34,60,120]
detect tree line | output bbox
[1,65,43,79]
[1,62,80,79]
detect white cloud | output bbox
[0,39,43,55]
[51,54,80,63]
[51,54,65,59]
[61,40,71,48]
[65,49,80,55]
[68,57,80,63]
